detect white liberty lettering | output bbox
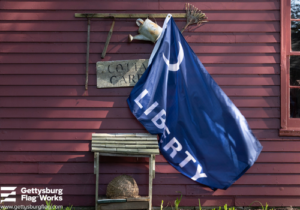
[162,126,170,138]
[132,84,208,181]
[134,89,148,108]
[144,101,159,115]
[163,137,182,158]
[161,126,170,143]
[179,151,196,168]
[191,164,207,180]
[151,109,166,129]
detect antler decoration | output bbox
[181,3,208,33]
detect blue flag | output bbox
[127,15,263,190]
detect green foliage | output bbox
[161,200,164,210]
[1,197,7,210]
[45,201,57,210]
[64,206,73,210]
[174,197,271,210]
[45,201,72,210]
[249,200,269,210]
[174,191,182,210]
[198,199,202,210]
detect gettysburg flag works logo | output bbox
[1,187,17,203]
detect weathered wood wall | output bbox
[1,0,295,207]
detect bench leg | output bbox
[95,153,99,210]
[149,155,154,210]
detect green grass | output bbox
[45,201,72,210]
[161,197,272,210]
[174,191,182,210]
[249,201,270,210]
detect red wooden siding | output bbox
[0,0,295,207]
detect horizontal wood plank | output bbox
[0,32,280,43]
[0,184,152,196]
[187,185,300,196]
[0,162,297,174]
[259,141,300,152]
[0,174,99,184]
[0,195,94,206]
[0,96,127,107]
[0,86,134,97]
[1,173,300,185]
[0,129,285,141]
[0,163,38,173]
[0,86,280,97]
[240,108,280,118]
[247,163,300,173]
[0,119,279,129]
[159,2,280,11]
[4,184,300,197]
[236,174,300,185]
[0,152,94,162]
[0,107,280,118]
[0,43,280,54]
[4,140,290,151]
[0,97,280,108]
[0,130,149,140]
[0,11,280,21]
[248,119,279,129]
[0,54,280,64]
[0,107,134,118]
[0,141,91,152]
[235,197,300,207]
[0,151,298,163]
[231,97,279,107]
[0,2,279,11]
[251,129,300,140]
[260,141,300,151]
[0,22,280,32]
[0,195,234,207]
[0,64,280,75]
[257,152,300,162]
[0,75,280,86]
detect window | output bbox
[280,0,300,136]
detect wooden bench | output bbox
[91,133,160,210]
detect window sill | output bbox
[279,128,300,136]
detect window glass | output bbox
[291,21,300,50]
[291,0,300,19]
[290,56,300,85]
[290,88,300,117]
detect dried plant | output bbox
[181,3,208,33]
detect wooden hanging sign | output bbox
[96,59,149,88]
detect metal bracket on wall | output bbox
[75,4,207,90]
[75,13,185,90]
[102,19,115,59]
[82,14,95,90]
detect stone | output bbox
[96,59,149,88]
